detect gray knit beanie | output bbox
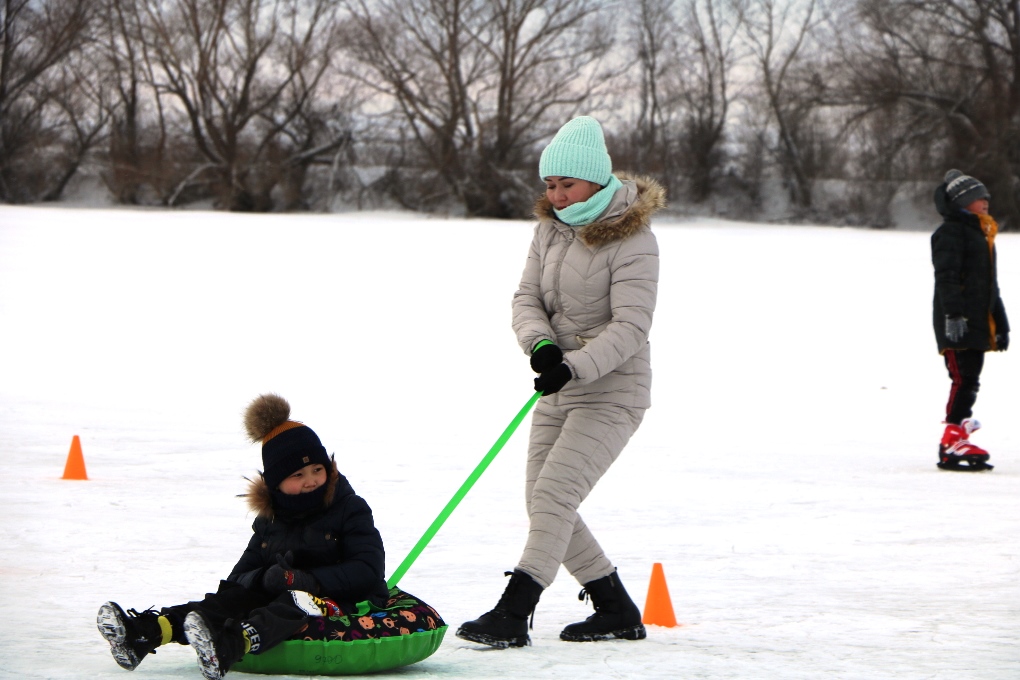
[944,169,990,209]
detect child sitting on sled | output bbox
[97,394,389,679]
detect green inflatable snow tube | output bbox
[232,588,446,676]
[231,628,446,675]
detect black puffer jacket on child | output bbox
[227,460,389,606]
[931,182,1009,353]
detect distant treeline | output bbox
[2,0,1018,227]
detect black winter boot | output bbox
[184,612,249,679]
[560,570,647,642]
[96,602,168,670]
[456,570,544,648]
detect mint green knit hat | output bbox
[539,116,613,185]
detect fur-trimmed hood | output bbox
[534,173,666,247]
[243,458,347,519]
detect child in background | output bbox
[97,394,389,678]
[931,170,1009,470]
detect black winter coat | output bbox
[931,183,1009,353]
[227,461,389,605]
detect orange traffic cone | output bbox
[642,562,677,627]
[62,435,88,480]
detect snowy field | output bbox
[0,204,1018,680]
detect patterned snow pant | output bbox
[517,399,645,589]
[943,349,984,425]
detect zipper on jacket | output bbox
[552,225,575,316]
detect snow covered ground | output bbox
[0,205,1018,679]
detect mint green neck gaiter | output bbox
[554,175,622,227]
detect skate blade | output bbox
[937,460,994,472]
[184,613,224,680]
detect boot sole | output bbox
[184,612,224,680]
[97,602,142,671]
[560,623,648,642]
[455,626,530,648]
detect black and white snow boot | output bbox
[96,601,167,671]
[560,570,647,642]
[457,570,544,648]
[184,612,248,680]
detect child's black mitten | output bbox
[262,551,320,594]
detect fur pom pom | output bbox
[944,169,963,183]
[244,393,291,442]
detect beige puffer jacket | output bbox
[512,174,664,408]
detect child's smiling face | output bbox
[278,463,327,495]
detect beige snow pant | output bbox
[516,398,645,589]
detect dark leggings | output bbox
[943,349,984,425]
[161,580,307,654]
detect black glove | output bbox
[262,552,320,594]
[530,343,563,373]
[945,315,968,343]
[534,363,572,395]
[996,332,1009,351]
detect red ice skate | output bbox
[938,419,992,471]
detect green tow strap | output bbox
[533,339,554,353]
[386,392,542,588]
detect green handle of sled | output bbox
[387,391,542,588]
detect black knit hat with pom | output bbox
[244,394,330,490]
[944,169,990,209]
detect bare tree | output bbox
[625,0,744,203]
[41,46,112,201]
[627,0,676,178]
[342,0,615,218]
[740,0,822,211]
[341,0,488,211]
[672,0,745,202]
[839,0,1020,227]
[474,0,615,214]
[0,0,94,202]
[137,0,350,211]
[96,0,172,204]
